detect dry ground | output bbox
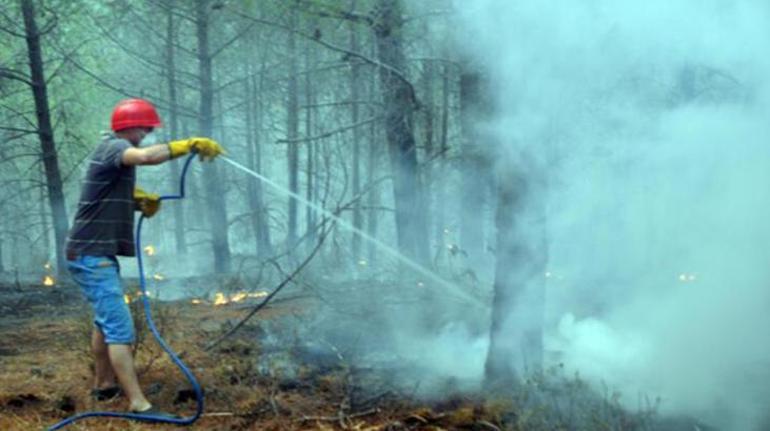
[0,279,506,431]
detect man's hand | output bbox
[134,187,161,218]
[168,137,224,161]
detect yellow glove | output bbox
[134,187,161,218]
[168,137,224,161]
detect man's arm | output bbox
[121,144,172,166]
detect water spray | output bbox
[220,155,484,307]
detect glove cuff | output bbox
[168,141,188,159]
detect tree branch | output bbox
[0,68,33,86]
[203,216,335,352]
[302,3,374,26]
[276,116,382,144]
[225,6,417,98]
[210,22,257,59]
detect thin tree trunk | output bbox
[20,0,69,275]
[286,3,300,250]
[244,67,259,255]
[254,66,273,256]
[372,0,429,265]
[164,0,187,255]
[421,59,435,254]
[485,164,547,385]
[304,29,317,251]
[459,71,489,271]
[350,21,363,261]
[434,63,450,257]
[366,40,380,267]
[39,161,51,258]
[196,0,231,273]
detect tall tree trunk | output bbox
[421,59,435,254]
[286,3,300,250]
[485,163,547,385]
[253,66,273,257]
[350,21,363,261]
[459,71,489,271]
[164,0,187,255]
[372,0,429,265]
[366,42,380,267]
[243,67,261,257]
[304,29,317,251]
[39,162,51,258]
[20,0,69,275]
[196,0,231,273]
[434,63,450,257]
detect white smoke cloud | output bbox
[454,0,770,429]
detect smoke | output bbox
[453,0,770,429]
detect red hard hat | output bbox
[111,98,162,131]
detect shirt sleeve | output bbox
[104,139,132,169]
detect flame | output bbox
[43,262,52,270]
[214,292,228,306]
[153,273,165,281]
[191,299,203,305]
[212,291,267,306]
[231,292,247,303]
[124,294,131,304]
[143,245,156,256]
[43,275,55,286]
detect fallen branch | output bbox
[203,216,335,352]
[296,407,380,423]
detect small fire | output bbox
[144,245,156,256]
[152,273,165,281]
[214,292,228,306]
[124,294,131,304]
[191,299,203,305]
[230,292,247,303]
[43,262,52,270]
[213,291,267,306]
[43,275,55,287]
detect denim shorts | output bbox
[67,255,135,344]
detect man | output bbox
[65,98,223,414]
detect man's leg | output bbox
[108,343,151,412]
[91,327,117,389]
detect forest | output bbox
[1,0,769,430]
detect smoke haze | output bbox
[454,1,770,429]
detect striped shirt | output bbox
[65,135,137,257]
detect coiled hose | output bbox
[48,154,203,430]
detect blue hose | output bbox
[48,154,203,430]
